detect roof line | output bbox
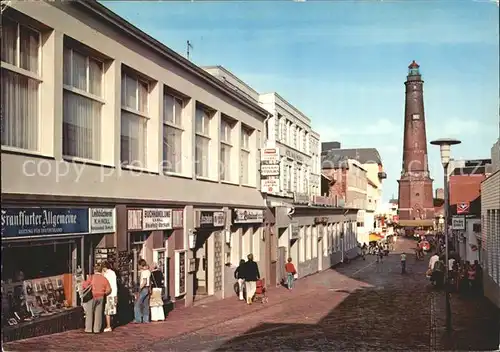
[202,65,260,96]
[77,1,269,118]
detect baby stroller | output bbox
[253,279,268,304]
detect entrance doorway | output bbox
[193,231,210,297]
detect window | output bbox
[62,47,103,160]
[195,106,211,177]
[220,118,233,181]
[163,93,184,173]
[1,17,41,151]
[240,127,251,184]
[120,72,149,166]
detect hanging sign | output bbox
[451,216,465,230]
[456,202,470,215]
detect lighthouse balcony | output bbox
[378,171,387,180]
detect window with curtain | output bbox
[62,47,103,160]
[220,117,233,181]
[1,17,40,151]
[195,105,211,177]
[120,72,149,166]
[240,126,252,185]
[163,93,183,173]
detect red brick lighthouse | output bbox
[397,61,435,221]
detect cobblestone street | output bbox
[4,239,499,351]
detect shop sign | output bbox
[261,177,280,194]
[199,211,226,228]
[172,209,184,229]
[127,209,143,231]
[293,192,310,205]
[284,148,305,163]
[261,148,280,164]
[1,207,89,238]
[451,216,465,230]
[456,202,470,215]
[89,208,116,234]
[260,164,280,176]
[143,208,172,230]
[234,209,264,224]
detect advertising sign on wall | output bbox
[1,208,89,239]
[198,211,226,228]
[260,148,280,163]
[234,209,264,224]
[261,177,280,194]
[89,208,116,234]
[260,164,280,176]
[143,209,172,230]
[127,209,143,231]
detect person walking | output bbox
[243,254,260,305]
[400,252,407,274]
[102,261,118,332]
[284,257,297,290]
[134,259,151,323]
[82,263,111,334]
[234,259,246,301]
[150,263,165,322]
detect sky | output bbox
[103,0,499,201]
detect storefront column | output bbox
[184,205,195,308]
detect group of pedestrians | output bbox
[234,254,261,304]
[81,259,165,334]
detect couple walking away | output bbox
[81,261,117,334]
[234,254,260,304]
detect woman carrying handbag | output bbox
[149,263,165,322]
[81,263,111,333]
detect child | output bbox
[285,258,296,290]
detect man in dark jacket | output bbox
[243,254,260,305]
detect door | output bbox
[277,246,286,286]
[194,231,210,296]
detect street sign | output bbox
[457,202,470,215]
[451,216,465,230]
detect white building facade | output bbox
[259,92,321,200]
[203,67,357,285]
[1,2,270,339]
[481,139,500,310]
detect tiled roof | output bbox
[322,148,382,166]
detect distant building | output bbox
[321,143,386,243]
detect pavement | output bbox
[4,238,499,351]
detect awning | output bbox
[397,220,434,227]
[369,233,383,242]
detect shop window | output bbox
[1,242,75,327]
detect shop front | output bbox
[192,210,226,300]
[126,207,183,301]
[225,208,265,292]
[1,206,116,342]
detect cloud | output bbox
[428,118,481,138]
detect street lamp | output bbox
[430,138,461,334]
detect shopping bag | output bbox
[293,273,298,279]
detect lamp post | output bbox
[430,138,461,334]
